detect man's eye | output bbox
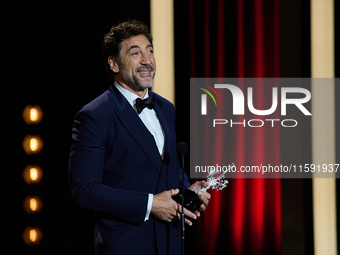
[131,52,139,56]
[149,50,154,54]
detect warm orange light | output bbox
[22,135,43,154]
[30,198,37,211]
[22,226,43,245]
[30,138,37,151]
[23,165,43,184]
[30,108,38,121]
[30,168,38,181]
[30,229,37,242]
[22,105,43,124]
[23,196,43,214]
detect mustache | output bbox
[136,65,154,72]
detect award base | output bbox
[172,164,232,213]
[172,189,202,213]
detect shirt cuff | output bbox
[144,193,153,221]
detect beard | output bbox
[120,64,156,90]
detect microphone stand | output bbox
[177,142,188,255]
[181,154,185,255]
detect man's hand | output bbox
[188,181,211,217]
[151,189,198,226]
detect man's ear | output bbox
[108,57,119,73]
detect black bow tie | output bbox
[135,94,155,114]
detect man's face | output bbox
[113,34,156,91]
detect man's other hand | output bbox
[188,181,211,217]
[151,189,197,226]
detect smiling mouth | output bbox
[137,70,153,77]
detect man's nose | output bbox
[141,51,151,64]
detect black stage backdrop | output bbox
[6,2,150,254]
[5,0,340,254]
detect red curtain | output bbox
[188,0,282,254]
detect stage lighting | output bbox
[22,135,44,155]
[22,105,44,248]
[22,105,43,124]
[22,226,43,245]
[23,165,43,184]
[23,196,43,214]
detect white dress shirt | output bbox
[115,82,165,221]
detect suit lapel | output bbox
[152,95,171,155]
[107,86,163,172]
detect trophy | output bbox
[172,163,234,212]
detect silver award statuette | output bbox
[172,163,234,212]
[195,163,233,193]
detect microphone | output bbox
[173,142,203,212]
[178,142,188,159]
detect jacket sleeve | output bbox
[68,109,148,225]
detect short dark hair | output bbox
[102,20,153,80]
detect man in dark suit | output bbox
[68,20,210,255]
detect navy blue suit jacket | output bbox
[68,85,190,255]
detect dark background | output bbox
[6,1,152,254]
[5,0,340,254]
